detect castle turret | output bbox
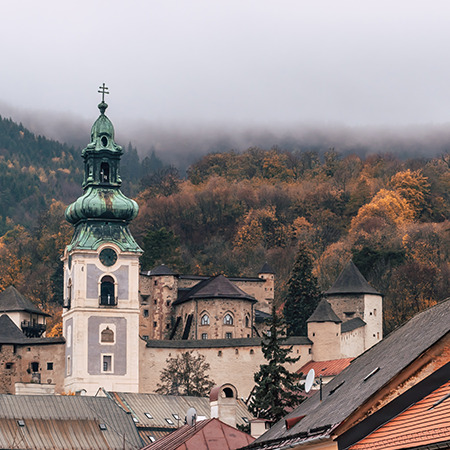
[257,262,275,313]
[307,299,342,361]
[325,260,383,353]
[62,86,142,395]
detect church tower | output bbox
[62,86,142,395]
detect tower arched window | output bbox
[100,276,116,306]
[245,315,250,328]
[201,314,210,326]
[224,313,234,325]
[100,162,110,182]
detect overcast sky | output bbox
[2,1,450,155]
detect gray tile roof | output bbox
[107,391,253,444]
[258,262,275,274]
[341,317,366,333]
[0,314,28,343]
[0,314,65,345]
[251,297,450,447]
[0,286,50,316]
[307,299,342,323]
[0,395,143,449]
[324,260,381,296]
[146,336,311,349]
[173,274,257,305]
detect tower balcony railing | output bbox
[99,295,118,307]
[21,321,46,338]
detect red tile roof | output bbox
[297,358,354,378]
[142,418,254,450]
[350,380,450,449]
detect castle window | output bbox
[250,349,254,355]
[102,355,113,373]
[100,162,110,182]
[47,362,53,371]
[101,327,114,343]
[224,313,234,325]
[218,351,222,356]
[374,309,377,316]
[143,309,149,317]
[245,315,250,328]
[225,332,233,339]
[5,362,14,370]
[31,362,39,373]
[201,333,208,340]
[100,276,116,306]
[153,322,157,327]
[201,314,210,326]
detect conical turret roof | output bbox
[307,299,341,323]
[325,260,381,296]
[258,262,275,274]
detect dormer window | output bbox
[100,162,110,182]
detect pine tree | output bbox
[249,305,303,421]
[284,241,321,336]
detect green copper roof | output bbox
[65,89,141,253]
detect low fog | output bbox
[2,101,449,171]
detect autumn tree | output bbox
[156,351,215,396]
[390,169,431,219]
[283,242,321,336]
[249,305,303,421]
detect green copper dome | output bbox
[65,187,139,224]
[65,90,141,253]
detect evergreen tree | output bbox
[249,305,303,421]
[140,227,183,271]
[284,241,321,336]
[156,351,215,396]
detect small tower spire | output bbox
[97,83,109,114]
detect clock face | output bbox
[99,248,118,267]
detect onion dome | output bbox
[65,187,138,225]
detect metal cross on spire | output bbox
[98,83,109,102]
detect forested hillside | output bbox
[133,148,449,333]
[0,115,448,336]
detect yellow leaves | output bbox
[350,189,415,235]
[390,169,430,218]
[234,207,290,252]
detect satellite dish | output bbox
[186,407,197,427]
[305,368,315,393]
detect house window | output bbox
[201,314,210,325]
[100,276,116,306]
[224,313,233,325]
[225,332,232,339]
[47,362,53,371]
[201,333,208,340]
[102,355,113,373]
[101,327,114,343]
